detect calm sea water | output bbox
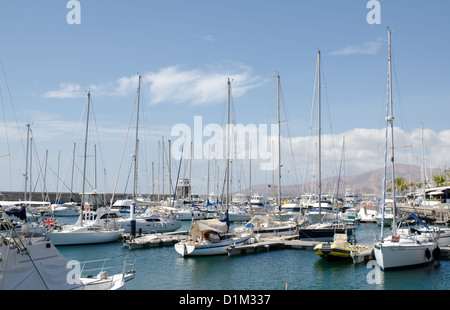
[57,220,450,291]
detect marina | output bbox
[1,1,450,294]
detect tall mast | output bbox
[387,28,397,234]
[318,50,322,224]
[24,123,30,201]
[134,74,142,200]
[81,91,91,226]
[277,73,282,210]
[226,78,231,212]
[70,143,76,201]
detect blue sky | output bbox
[0,1,449,197]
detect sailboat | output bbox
[373,28,438,270]
[174,78,252,257]
[117,75,182,236]
[298,51,356,242]
[237,73,298,238]
[47,92,123,246]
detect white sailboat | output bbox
[47,92,123,246]
[298,51,355,242]
[174,78,252,257]
[120,207,182,234]
[373,28,438,270]
[120,75,182,236]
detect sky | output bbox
[0,1,449,198]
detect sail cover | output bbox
[190,219,227,238]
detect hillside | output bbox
[246,164,442,197]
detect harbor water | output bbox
[57,220,450,290]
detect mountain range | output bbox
[247,164,443,198]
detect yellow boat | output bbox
[314,233,369,262]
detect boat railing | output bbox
[79,254,136,278]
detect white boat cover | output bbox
[190,219,227,238]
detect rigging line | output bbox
[318,57,339,182]
[0,71,12,189]
[302,56,320,195]
[0,56,25,155]
[89,96,108,191]
[111,89,138,205]
[278,78,301,187]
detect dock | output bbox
[227,236,324,256]
[125,230,189,249]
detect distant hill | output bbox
[245,164,442,198]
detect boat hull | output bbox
[175,210,207,221]
[314,243,369,262]
[298,226,355,242]
[373,240,437,270]
[48,230,123,246]
[175,235,251,257]
[122,219,182,234]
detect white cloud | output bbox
[144,64,266,105]
[42,82,85,98]
[330,38,384,56]
[42,63,266,104]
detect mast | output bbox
[421,122,427,215]
[70,142,76,201]
[81,91,91,227]
[318,50,322,224]
[131,74,141,237]
[24,123,30,201]
[226,78,231,213]
[169,139,172,207]
[133,74,141,200]
[277,73,282,211]
[387,28,397,235]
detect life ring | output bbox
[84,204,90,212]
[368,202,372,207]
[362,203,367,207]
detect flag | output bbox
[42,218,56,228]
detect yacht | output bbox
[119,207,182,235]
[47,207,123,246]
[249,194,271,211]
[0,213,135,290]
[174,218,252,256]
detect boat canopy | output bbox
[396,213,430,230]
[190,219,227,238]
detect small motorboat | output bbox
[314,233,369,262]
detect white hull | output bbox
[48,229,123,246]
[174,234,251,257]
[0,234,134,289]
[307,211,335,224]
[252,224,297,241]
[375,214,393,226]
[122,219,182,234]
[175,210,207,221]
[52,208,80,217]
[358,208,378,223]
[374,237,437,270]
[224,212,252,222]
